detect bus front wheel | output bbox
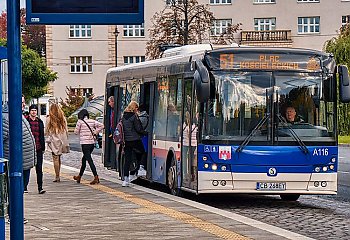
[167,158,182,196]
[280,194,300,201]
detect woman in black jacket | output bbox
[122,101,147,187]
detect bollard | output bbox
[0,158,9,240]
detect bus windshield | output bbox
[202,71,336,145]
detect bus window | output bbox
[166,77,182,139]
[154,77,168,138]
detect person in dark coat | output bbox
[26,104,46,194]
[122,101,147,187]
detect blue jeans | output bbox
[23,169,31,191]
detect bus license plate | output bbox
[257,182,286,191]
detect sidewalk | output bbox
[6,151,314,240]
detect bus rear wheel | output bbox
[167,158,182,196]
[280,194,300,201]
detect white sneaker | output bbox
[129,174,137,183]
[138,165,147,177]
[122,177,129,187]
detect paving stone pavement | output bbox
[3,150,314,240]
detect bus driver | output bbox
[285,106,303,124]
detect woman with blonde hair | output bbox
[121,101,147,187]
[46,103,69,182]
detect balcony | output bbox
[240,30,292,47]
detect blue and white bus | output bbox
[103,44,350,200]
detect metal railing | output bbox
[241,30,292,42]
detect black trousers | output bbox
[79,144,98,177]
[35,150,44,191]
[124,140,145,177]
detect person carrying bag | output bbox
[73,109,104,185]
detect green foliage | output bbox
[0,40,56,100]
[22,46,57,99]
[324,25,350,136]
[339,135,350,144]
[67,115,78,128]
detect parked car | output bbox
[96,117,103,148]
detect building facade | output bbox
[46,0,350,100]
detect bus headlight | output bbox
[315,167,320,172]
[204,163,209,169]
[212,164,218,171]
[322,166,328,172]
[212,180,219,186]
[221,165,227,171]
[321,181,327,187]
[203,156,207,161]
[331,157,336,163]
[329,165,334,170]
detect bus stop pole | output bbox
[0,56,4,240]
[7,0,24,239]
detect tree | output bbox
[0,9,46,56]
[146,0,241,59]
[22,45,57,99]
[324,25,350,135]
[60,87,95,117]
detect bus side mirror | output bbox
[194,60,210,102]
[338,65,350,103]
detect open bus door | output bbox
[181,78,199,191]
[140,81,155,179]
[104,86,122,170]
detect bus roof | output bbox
[106,45,334,84]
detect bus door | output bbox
[104,86,122,170]
[140,81,155,179]
[181,78,198,190]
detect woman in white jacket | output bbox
[45,103,69,182]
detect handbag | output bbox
[61,131,70,153]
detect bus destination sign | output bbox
[217,53,321,71]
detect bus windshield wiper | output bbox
[277,114,309,154]
[236,113,269,153]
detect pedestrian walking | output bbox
[122,101,147,187]
[26,104,46,194]
[45,103,70,182]
[2,96,35,223]
[2,96,36,193]
[73,109,104,184]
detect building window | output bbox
[211,19,232,36]
[253,0,275,3]
[70,56,93,73]
[298,17,320,34]
[342,15,350,26]
[254,18,276,31]
[209,0,232,4]
[123,24,145,37]
[69,25,91,38]
[123,56,146,65]
[70,87,93,97]
[297,0,319,2]
[166,0,183,5]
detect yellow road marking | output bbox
[44,167,250,240]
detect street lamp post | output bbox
[114,27,120,67]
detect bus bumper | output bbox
[197,171,337,194]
